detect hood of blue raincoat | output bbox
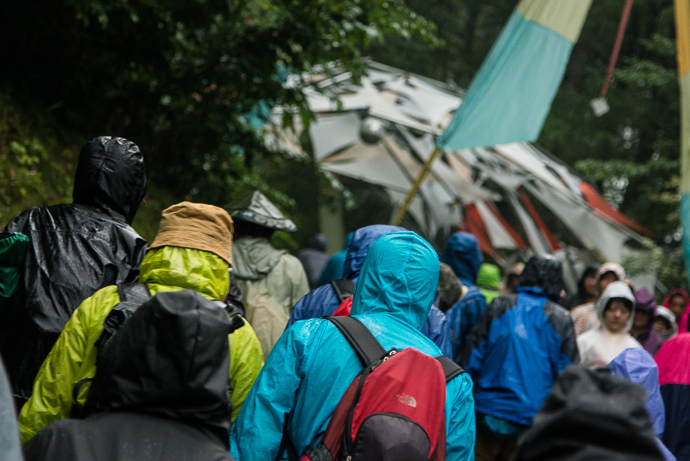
[440,232,482,286]
[350,232,439,330]
[607,348,665,436]
[342,225,406,280]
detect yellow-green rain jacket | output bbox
[18,247,263,444]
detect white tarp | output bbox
[523,182,639,261]
[321,141,412,192]
[475,200,518,249]
[309,112,361,160]
[507,192,550,254]
[493,143,577,196]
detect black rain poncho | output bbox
[1,136,147,398]
[23,290,235,461]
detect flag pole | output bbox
[393,145,441,225]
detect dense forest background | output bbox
[0,0,685,288]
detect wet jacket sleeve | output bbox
[543,301,580,369]
[229,318,264,422]
[17,286,119,444]
[230,324,313,461]
[421,306,453,359]
[447,287,487,363]
[446,373,476,461]
[461,295,516,371]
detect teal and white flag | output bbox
[437,0,592,151]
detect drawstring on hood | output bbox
[350,232,439,331]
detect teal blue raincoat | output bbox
[230,232,475,461]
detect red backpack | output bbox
[292,316,464,461]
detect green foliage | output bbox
[0,94,75,224]
[655,246,689,294]
[0,0,436,213]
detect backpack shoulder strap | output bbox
[327,316,387,366]
[117,282,151,305]
[435,355,465,382]
[330,279,355,303]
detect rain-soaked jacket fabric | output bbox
[0,358,22,461]
[17,247,263,444]
[287,225,453,357]
[476,263,500,304]
[23,290,235,461]
[577,281,642,368]
[463,286,578,426]
[0,231,29,299]
[2,137,147,399]
[608,348,666,436]
[232,238,309,317]
[606,348,676,461]
[655,333,690,459]
[662,289,690,335]
[441,232,487,362]
[316,232,354,286]
[513,366,665,461]
[230,232,476,461]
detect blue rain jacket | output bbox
[231,232,475,461]
[288,225,453,358]
[465,287,578,426]
[441,232,486,361]
[608,348,676,461]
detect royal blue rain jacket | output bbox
[440,232,486,363]
[464,287,578,426]
[287,225,453,358]
[231,232,475,461]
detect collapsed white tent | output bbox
[270,61,656,286]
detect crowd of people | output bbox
[0,136,689,461]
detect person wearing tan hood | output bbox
[18,202,263,444]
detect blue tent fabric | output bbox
[288,225,453,357]
[230,232,475,461]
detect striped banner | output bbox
[677,0,690,284]
[437,0,592,151]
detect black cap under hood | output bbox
[518,254,563,302]
[72,136,146,224]
[88,290,233,443]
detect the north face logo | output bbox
[396,393,417,408]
